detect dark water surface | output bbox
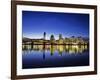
[22,45,89,69]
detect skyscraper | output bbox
[43,32,46,40]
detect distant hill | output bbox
[22,37,31,42]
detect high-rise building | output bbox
[50,34,55,44]
[43,32,46,40]
[58,34,64,44]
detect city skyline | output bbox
[22,11,89,39]
[23,32,89,40]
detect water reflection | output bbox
[22,44,88,55]
[22,44,89,68]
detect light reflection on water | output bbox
[22,44,88,54]
[22,45,89,69]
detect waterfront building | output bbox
[50,34,55,44]
[58,34,64,44]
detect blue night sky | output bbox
[22,11,89,40]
